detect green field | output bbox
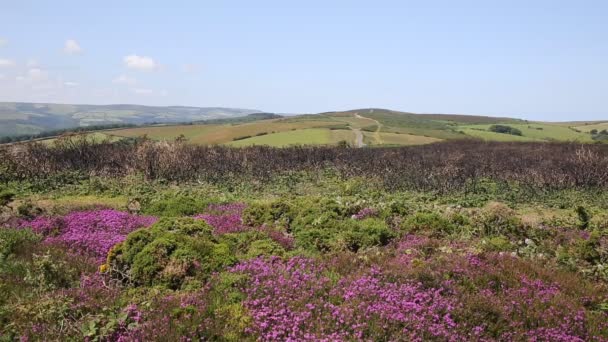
[367,132,443,145]
[461,123,592,142]
[573,122,608,133]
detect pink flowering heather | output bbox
[194,203,247,234]
[19,210,157,263]
[229,256,467,341]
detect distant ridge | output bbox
[0,102,261,137]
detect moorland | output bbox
[1,137,607,340]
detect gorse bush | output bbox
[107,218,235,289]
[489,124,523,136]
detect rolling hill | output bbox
[2,103,606,147]
[0,102,261,137]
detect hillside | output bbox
[3,103,605,146]
[105,108,603,147]
[0,102,261,137]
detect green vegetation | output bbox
[3,104,606,146]
[1,138,608,339]
[488,124,523,136]
[227,128,352,147]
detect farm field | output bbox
[1,140,608,340]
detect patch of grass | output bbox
[367,132,442,146]
[461,123,592,142]
[573,122,608,133]
[226,128,339,147]
[460,128,541,142]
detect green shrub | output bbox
[143,196,209,217]
[0,189,15,208]
[340,218,395,252]
[16,201,43,219]
[489,124,523,136]
[294,218,394,253]
[24,252,80,291]
[473,202,522,237]
[245,239,285,259]
[242,200,295,228]
[575,230,604,264]
[0,228,41,261]
[576,206,591,230]
[401,212,456,237]
[482,236,513,252]
[107,218,235,289]
[294,227,337,253]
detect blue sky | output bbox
[0,0,607,120]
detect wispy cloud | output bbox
[63,39,83,55]
[124,54,159,71]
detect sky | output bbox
[0,0,607,121]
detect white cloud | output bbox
[124,54,159,71]
[112,74,137,85]
[64,81,79,87]
[63,39,83,54]
[0,58,15,67]
[0,38,7,47]
[132,88,153,95]
[0,73,5,80]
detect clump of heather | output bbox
[229,256,467,341]
[119,291,209,341]
[263,227,295,250]
[19,210,157,262]
[194,203,246,234]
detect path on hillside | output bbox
[353,128,365,147]
[354,111,383,145]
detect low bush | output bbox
[143,195,209,217]
[107,218,235,289]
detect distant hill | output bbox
[0,102,261,137]
[2,104,602,146]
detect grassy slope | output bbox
[226,128,353,147]
[372,132,443,145]
[460,123,592,142]
[110,124,221,141]
[94,108,606,146]
[573,122,608,133]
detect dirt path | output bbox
[353,128,365,147]
[354,110,383,145]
